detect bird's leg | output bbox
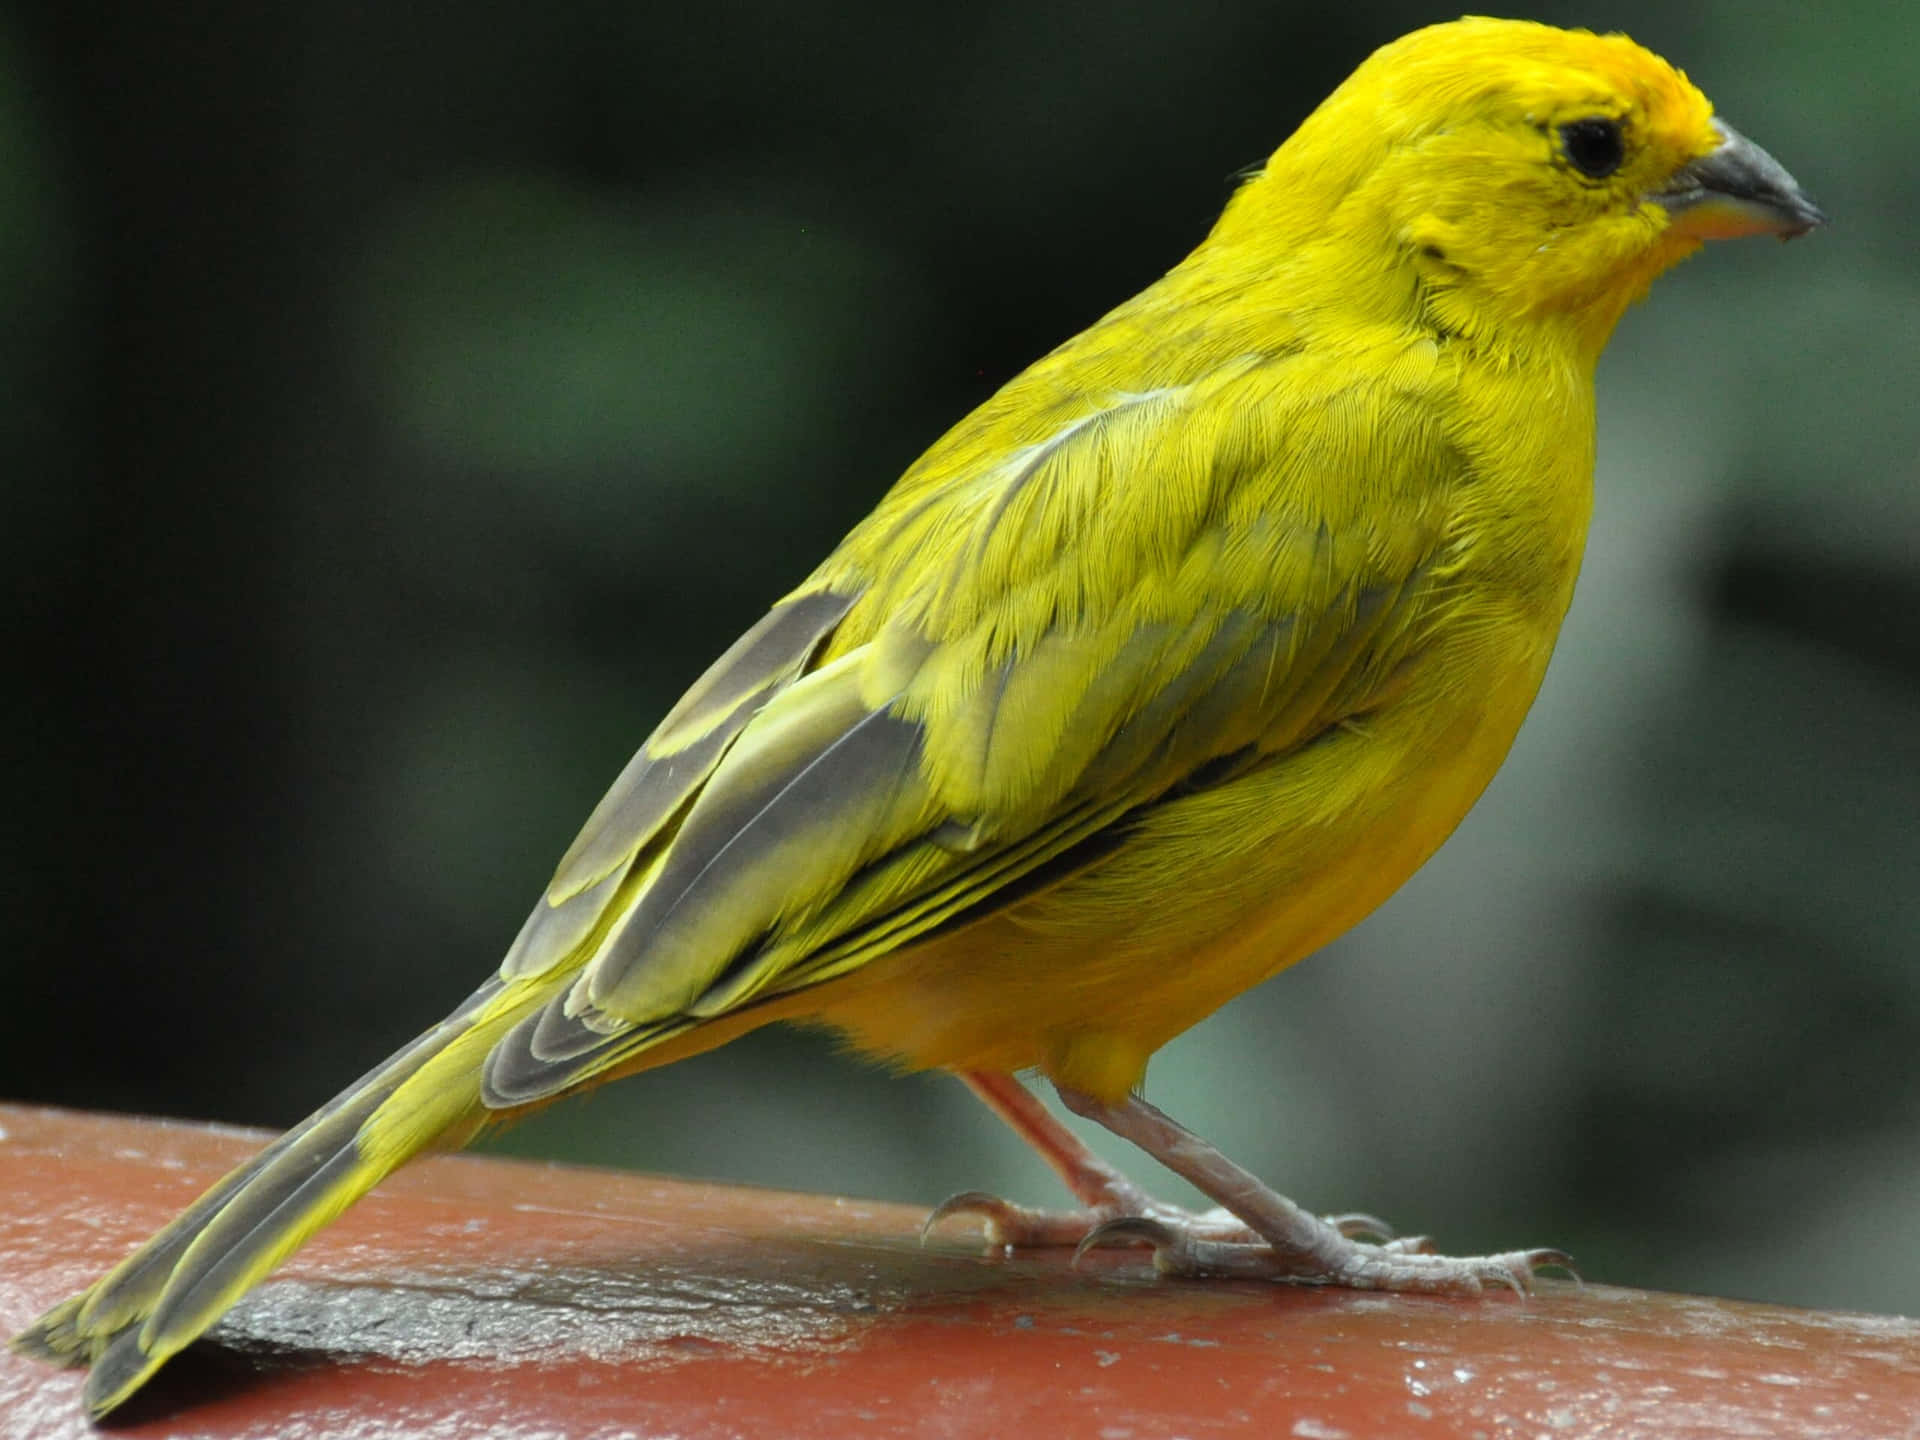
[1056,1085,1571,1292]
[924,1072,1390,1251]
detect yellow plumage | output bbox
[17,16,1822,1418]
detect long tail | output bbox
[14,977,542,1419]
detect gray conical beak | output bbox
[1655,118,1827,240]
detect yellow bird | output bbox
[19,16,1822,1418]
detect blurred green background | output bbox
[3,1,1915,1316]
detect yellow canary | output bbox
[19,17,1821,1418]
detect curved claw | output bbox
[1323,1211,1396,1242]
[919,1190,1013,1246]
[1376,1233,1433,1256]
[1072,1216,1176,1266]
[1485,1261,1530,1297]
[1524,1248,1581,1286]
[1478,1247,1579,1298]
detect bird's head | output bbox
[1217,17,1824,360]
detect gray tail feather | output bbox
[13,977,504,1413]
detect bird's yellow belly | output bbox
[809,626,1556,1100]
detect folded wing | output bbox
[482,345,1460,1105]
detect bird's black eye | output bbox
[1559,117,1625,180]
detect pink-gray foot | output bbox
[1054,1084,1574,1294]
[923,1187,1397,1251]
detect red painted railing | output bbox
[4,1104,1916,1438]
